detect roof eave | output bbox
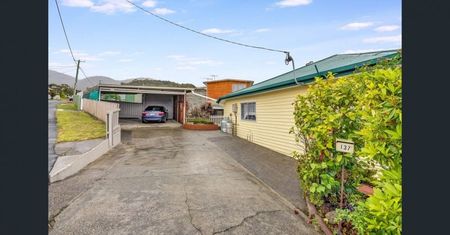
[217,52,398,103]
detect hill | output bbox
[77,76,120,90]
[48,70,120,90]
[122,79,196,88]
[48,70,196,90]
[49,70,75,86]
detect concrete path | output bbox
[55,138,105,156]
[209,135,307,213]
[48,100,60,173]
[49,129,317,234]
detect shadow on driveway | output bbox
[209,135,307,213]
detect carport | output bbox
[97,84,194,124]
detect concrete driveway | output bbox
[49,129,316,234]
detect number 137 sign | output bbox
[335,139,354,154]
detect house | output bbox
[203,78,254,115]
[185,87,208,116]
[217,49,400,157]
[84,84,195,123]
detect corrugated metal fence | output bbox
[82,99,120,122]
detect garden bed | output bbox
[182,123,219,130]
[183,117,219,130]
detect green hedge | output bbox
[291,57,402,234]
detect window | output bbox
[232,83,246,92]
[145,106,165,111]
[101,93,142,103]
[241,102,256,121]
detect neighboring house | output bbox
[217,49,400,157]
[203,78,254,115]
[185,87,208,116]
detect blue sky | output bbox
[49,0,401,86]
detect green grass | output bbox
[56,109,106,143]
[57,103,78,111]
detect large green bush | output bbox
[291,57,401,234]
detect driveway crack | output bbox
[212,210,282,234]
[184,189,203,235]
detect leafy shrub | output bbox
[190,118,213,124]
[291,55,401,234]
[188,107,209,118]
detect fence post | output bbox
[108,111,113,147]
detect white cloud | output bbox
[344,48,387,54]
[61,0,94,7]
[90,0,136,14]
[254,28,271,33]
[275,0,312,7]
[363,34,402,44]
[175,66,196,71]
[201,28,235,34]
[340,22,374,30]
[62,0,175,15]
[49,62,76,67]
[168,54,222,71]
[142,0,157,8]
[62,0,136,14]
[98,51,121,56]
[118,58,133,63]
[58,49,104,61]
[151,8,175,15]
[374,25,400,32]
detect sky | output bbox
[49,0,401,86]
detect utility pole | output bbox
[73,59,82,97]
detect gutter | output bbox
[190,90,217,101]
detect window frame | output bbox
[240,102,256,121]
[232,83,246,92]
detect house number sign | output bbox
[335,139,354,154]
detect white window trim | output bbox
[240,101,256,122]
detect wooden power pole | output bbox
[73,59,81,97]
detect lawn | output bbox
[57,103,78,111]
[56,103,106,142]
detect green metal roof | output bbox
[217,49,400,103]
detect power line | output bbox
[53,0,94,87]
[126,0,290,55]
[54,0,76,62]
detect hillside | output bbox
[77,76,120,90]
[122,79,196,88]
[49,70,120,90]
[49,70,197,91]
[49,70,75,86]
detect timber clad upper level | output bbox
[203,79,254,100]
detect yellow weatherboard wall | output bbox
[222,85,308,157]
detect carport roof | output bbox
[98,84,195,95]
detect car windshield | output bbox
[145,106,164,111]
